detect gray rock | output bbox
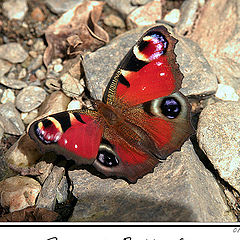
[0,59,12,77]
[36,166,65,210]
[56,176,68,204]
[3,0,28,21]
[0,76,27,89]
[27,55,43,72]
[83,25,218,100]
[105,0,137,16]
[16,86,47,112]
[0,43,28,63]
[45,0,85,14]
[197,101,240,193]
[175,0,200,35]
[131,0,152,6]
[0,103,25,135]
[68,141,236,222]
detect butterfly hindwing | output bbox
[28,109,103,164]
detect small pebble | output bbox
[0,59,12,77]
[0,43,28,64]
[31,7,45,22]
[35,69,46,80]
[16,86,47,112]
[1,89,15,104]
[164,9,180,24]
[27,55,43,72]
[215,84,239,101]
[18,68,27,79]
[33,39,46,52]
[67,99,82,110]
[0,76,27,89]
[54,64,63,73]
[21,109,38,124]
[3,0,28,21]
[29,51,38,58]
[104,14,125,28]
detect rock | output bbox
[0,89,15,104]
[38,91,71,117]
[0,124,4,143]
[67,99,82,110]
[54,64,63,73]
[16,86,47,112]
[31,7,45,22]
[103,14,125,29]
[3,0,28,21]
[0,176,41,212]
[60,73,84,98]
[21,109,38,125]
[18,68,27,79]
[175,0,201,35]
[27,55,43,72]
[185,0,240,94]
[0,43,28,64]
[0,103,25,135]
[131,0,152,5]
[126,1,162,29]
[197,101,240,193]
[36,166,65,210]
[215,84,239,101]
[35,69,46,80]
[45,0,85,14]
[105,0,137,17]
[69,141,236,222]
[83,25,218,100]
[33,39,46,52]
[6,134,42,168]
[56,176,68,204]
[164,9,180,24]
[0,76,27,89]
[35,161,54,185]
[0,59,12,77]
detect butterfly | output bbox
[28,25,194,183]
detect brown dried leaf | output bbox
[44,1,109,66]
[0,206,59,222]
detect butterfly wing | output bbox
[103,25,183,106]
[28,109,103,165]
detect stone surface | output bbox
[38,90,71,117]
[31,7,45,22]
[103,14,125,29]
[164,9,180,24]
[105,0,137,16]
[0,76,27,89]
[45,0,85,14]
[35,161,54,185]
[187,0,240,94]
[0,59,12,77]
[36,166,65,210]
[126,0,162,29]
[27,55,43,72]
[21,109,38,124]
[0,176,41,212]
[6,134,42,168]
[67,99,82,110]
[215,84,239,101]
[0,43,28,64]
[0,103,25,135]
[56,176,68,204]
[60,73,84,98]
[0,89,15,104]
[175,0,201,35]
[3,0,28,21]
[69,141,235,222]
[16,86,47,112]
[83,25,218,100]
[197,101,240,193]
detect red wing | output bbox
[28,110,103,164]
[103,25,182,107]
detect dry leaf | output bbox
[0,206,59,222]
[44,1,109,66]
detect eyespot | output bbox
[97,150,119,167]
[161,97,181,119]
[96,140,119,167]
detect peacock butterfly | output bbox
[28,25,194,183]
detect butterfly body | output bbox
[28,25,194,182]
